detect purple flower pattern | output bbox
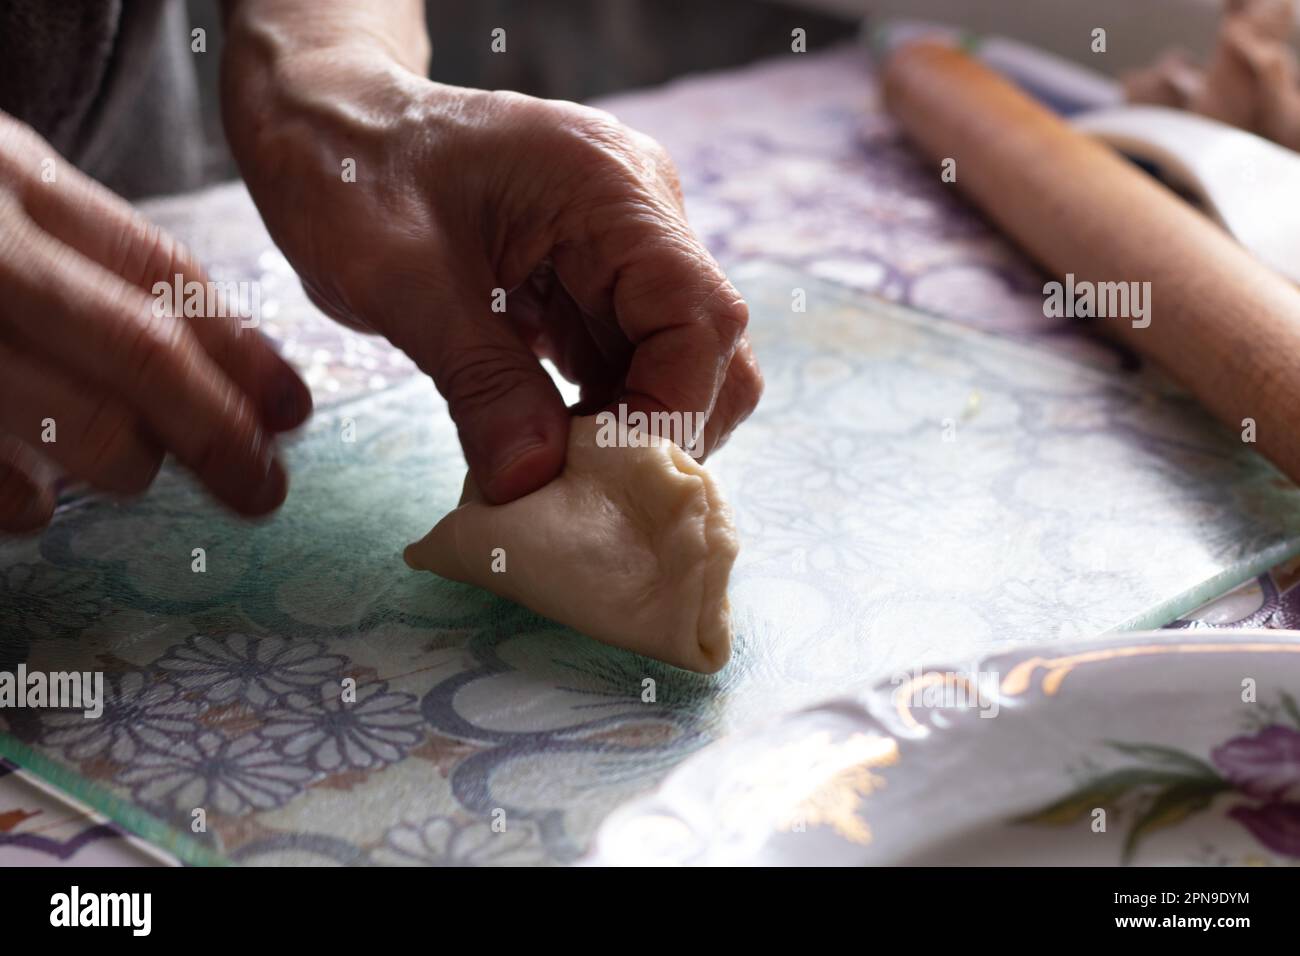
[1211,725,1300,802]
[1227,803,1300,858]
[261,681,424,772]
[373,815,541,867]
[1212,724,1300,857]
[156,633,346,707]
[38,672,202,765]
[117,732,314,816]
[1026,713,1300,861]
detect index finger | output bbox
[607,232,753,456]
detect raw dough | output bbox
[404,416,739,673]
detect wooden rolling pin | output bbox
[883,42,1300,485]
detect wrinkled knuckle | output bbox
[571,106,625,143]
[553,105,643,167]
[117,221,187,291]
[439,346,534,413]
[115,309,183,392]
[712,290,751,341]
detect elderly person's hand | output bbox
[0,111,311,532]
[220,0,762,503]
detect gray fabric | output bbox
[0,0,205,198]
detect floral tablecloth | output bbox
[5,44,1300,866]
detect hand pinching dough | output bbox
[404,416,739,673]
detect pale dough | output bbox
[404,416,739,673]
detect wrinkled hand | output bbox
[0,111,311,532]
[222,41,762,503]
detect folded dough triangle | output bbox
[404,416,739,673]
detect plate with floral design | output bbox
[587,630,1300,865]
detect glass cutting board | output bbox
[3,261,1299,866]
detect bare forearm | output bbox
[218,0,432,164]
[217,0,454,209]
[219,0,430,75]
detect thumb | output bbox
[425,308,571,505]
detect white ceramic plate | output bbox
[588,630,1300,866]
